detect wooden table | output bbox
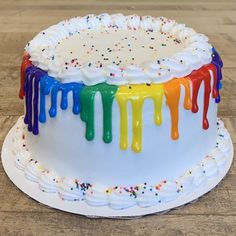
[0,0,236,235]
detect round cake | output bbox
[4,14,233,215]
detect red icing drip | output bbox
[187,64,216,130]
[19,52,32,99]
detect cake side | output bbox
[26,79,218,186]
[13,116,231,209]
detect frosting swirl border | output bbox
[25,13,213,85]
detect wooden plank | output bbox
[0,212,235,235]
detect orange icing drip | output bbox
[164,78,192,140]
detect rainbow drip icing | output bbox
[20,48,223,152]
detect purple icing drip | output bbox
[211,47,223,103]
[33,69,46,134]
[23,66,46,134]
[25,68,33,131]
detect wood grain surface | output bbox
[0,0,236,235]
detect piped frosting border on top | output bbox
[25,13,213,86]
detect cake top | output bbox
[26,13,212,85]
[56,28,184,71]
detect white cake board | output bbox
[1,121,234,218]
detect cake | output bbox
[5,13,232,214]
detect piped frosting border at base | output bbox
[13,116,231,210]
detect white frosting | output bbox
[201,156,218,178]
[24,159,44,182]
[136,184,162,207]
[12,117,27,154]
[157,181,180,202]
[85,184,108,206]
[189,165,207,187]
[13,116,230,209]
[38,170,58,193]
[57,178,85,201]
[210,148,227,167]
[176,174,195,195]
[15,149,30,171]
[108,187,137,210]
[25,14,213,85]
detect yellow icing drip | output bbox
[164,78,192,140]
[116,84,164,152]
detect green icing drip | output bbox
[80,83,118,143]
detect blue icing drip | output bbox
[73,87,81,114]
[218,81,222,90]
[71,84,84,114]
[49,84,60,117]
[39,74,84,122]
[33,77,40,134]
[215,95,220,104]
[60,83,84,112]
[61,88,69,110]
[39,88,46,123]
[211,47,223,103]
[39,75,57,123]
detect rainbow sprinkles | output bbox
[19,14,223,152]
